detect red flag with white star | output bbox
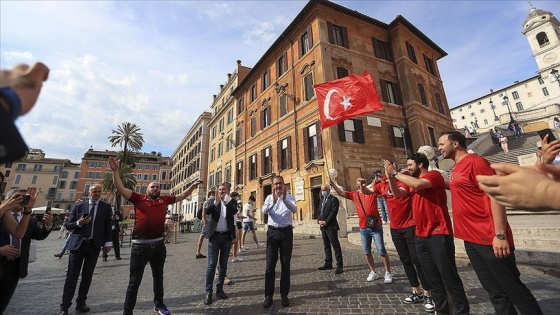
[314,71,383,130]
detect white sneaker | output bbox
[256,242,265,248]
[240,246,247,252]
[366,270,379,282]
[384,272,393,284]
[231,257,243,262]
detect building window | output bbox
[406,41,417,63]
[70,181,77,189]
[58,181,66,189]
[278,137,292,171]
[327,22,348,48]
[161,171,166,180]
[299,26,313,57]
[52,175,58,185]
[516,102,523,111]
[277,52,287,78]
[34,164,43,172]
[216,169,222,186]
[32,175,37,185]
[4,170,10,177]
[236,161,243,185]
[261,147,272,176]
[211,126,216,140]
[226,134,233,151]
[74,172,80,179]
[423,54,436,76]
[236,127,243,146]
[336,67,349,79]
[373,37,393,62]
[390,125,406,148]
[418,83,428,106]
[250,154,258,180]
[218,141,223,157]
[61,171,68,178]
[47,188,56,198]
[538,76,544,84]
[219,118,224,133]
[261,68,270,92]
[427,127,437,147]
[261,105,271,130]
[435,93,445,114]
[250,84,257,103]
[237,98,244,116]
[337,119,364,143]
[16,164,26,171]
[536,32,549,47]
[54,165,62,172]
[303,122,323,162]
[543,87,549,96]
[227,108,234,124]
[279,94,288,117]
[210,147,215,162]
[512,91,519,100]
[143,174,148,181]
[15,174,21,185]
[225,163,231,183]
[209,172,214,188]
[303,72,315,101]
[152,174,157,181]
[250,115,256,137]
[380,80,402,105]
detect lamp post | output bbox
[398,124,408,156]
[551,69,560,86]
[489,99,499,121]
[502,96,515,123]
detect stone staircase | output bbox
[480,130,558,165]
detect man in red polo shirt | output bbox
[438,131,543,315]
[109,157,202,315]
[384,154,469,315]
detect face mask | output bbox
[321,191,328,198]
[209,196,215,201]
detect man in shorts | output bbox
[241,196,264,250]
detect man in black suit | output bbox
[0,188,52,312]
[317,184,344,274]
[59,184,112,315]
[102,208,123,261]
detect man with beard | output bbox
[438,131,543,315]
[383,154,469,315]
[109,157,202,315]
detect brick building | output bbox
[229,0,454,232]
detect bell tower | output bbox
[522,5,560,75]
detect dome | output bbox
[523,6,553,28]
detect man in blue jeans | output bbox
[109,157,202,315]
[203,183,238,305]
[373,171,390,223]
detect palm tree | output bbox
[102,163,137,211]
[108,122,144,167]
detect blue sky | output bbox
[1,0,555,162]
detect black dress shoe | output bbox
[102,257,107,262]
[76,303,90,312]
[54,253,62,259]
[263,295,273,308]
[59,310,68,315]
[335,267,344,274]
[204,292,213,305]
[216,288,228,299]
[281,295,290,307]
[116,256,122,260]
[196,253,206,259]
[317,265,333,270]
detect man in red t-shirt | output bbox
[109,157,202,315]
[439,131,543,315]
[362,172,433,312]
[384,154,469,315]
[330,178,393,284]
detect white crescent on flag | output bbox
[323,89,339,120]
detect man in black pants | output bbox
[103,208,123,261]
[317,184,343,274]
[262,176,297,308]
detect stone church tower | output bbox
[522,5,560,78]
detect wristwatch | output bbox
[390,170,398,177]
[495,233,506,240]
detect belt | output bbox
[132,239,165,248]
[214,231,229,234]
[83,239,94,244]
[268,225,292,231]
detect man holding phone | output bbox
[59,184,112,315]
[0,187,52,312]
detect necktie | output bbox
[86,202,96,239]
[12,213,21,256]
[319,198,326,220]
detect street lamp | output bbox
[489,99,499,121]
[551,69,560,86]
[502,96,515,123]
[398,124,408,156]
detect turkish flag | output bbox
[314,71,383,130]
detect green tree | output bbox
[108,122,144,168]
[102,164,136,211]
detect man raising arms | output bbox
[109,157,201,315]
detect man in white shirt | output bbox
[241,196,263,250]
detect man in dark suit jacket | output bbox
[102,208,123,261]
[202,182,237,305]
[317,184,344,274]
[0,188,53,312]
[59,184,112,315]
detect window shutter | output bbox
[317,122,323,159]
[380,80,388,103]
[261,149,265,176]
[355,119,365,143]
[327,22,334,44]
[373,38,381,58]
[308,26,313,47]
[287,136,292,169]
[260,109,264,130]
[277,140,282,171]
[342,26,349,48]
[283,51,287,72]
[337,122,346,141]
[303,126,309,162]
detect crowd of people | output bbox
[2,61,560,314]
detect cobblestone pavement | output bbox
[7,231,560,314]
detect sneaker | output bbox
[224,276,233,285]
[240,246,248,252]
[256,242,265,248]
[424,295,435,313]
[366,270,379,282]
[384,272,393,284]
[231,257,243,262]
[403,291,424,304]
[154,306,171,315]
